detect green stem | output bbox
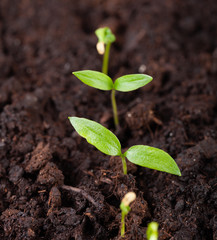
[111,89,119,129]
[121,155,127,175]
[102,42,111,75]
[102,42,119,129]
[121,212,126,237]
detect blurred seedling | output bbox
[68,117,181,176]
[120,193,159,239]
[120,192,136,237]
[146,222,159,240]
[73,27,152,129]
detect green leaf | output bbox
[69,117,122,156]
[95,27,116,44]
[124,145,181,176]
[114,74,152,92]
[73,70,113,91]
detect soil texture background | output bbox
[0,0,217,239]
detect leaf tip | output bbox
[145,75,153,83]
[177,169,182,176]
[68,116,77,124]
[172,165,181,176]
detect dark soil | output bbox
[0,0,217,239]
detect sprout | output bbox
[72,27,152,129]
[95,27,115,74]
[120,192,136,237]
[68,117,181,176]
[146,222,159,240]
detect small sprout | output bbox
[95,27,119,127]
[73,27,152,129]
[120,192,136,237]
[68,117,181,176]
[146,222,159,240]
[95,27,115,74]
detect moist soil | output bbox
[0,0,217,239]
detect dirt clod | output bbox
[37,162,64,186]
[25,142,52,173]
[9,165,24,183]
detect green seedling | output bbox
[73,27,152,129]
[146,222,159,240]
[95,27,115,75]
[120,192,136,237]
[68,117,181,176]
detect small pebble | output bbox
[9,165,24,183]
[175,199,185,212]
[138,64,147,73]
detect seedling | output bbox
[95,27,115,75]
[146,222,159,240]
[68,117,181,176]
[72,27,153,129]
[120,192,136,237]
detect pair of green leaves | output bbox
[69,117,181,176]
[73,70,153,92]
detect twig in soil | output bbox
[38,189,46,193]
[61,185,98,207]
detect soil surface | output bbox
[0,0,217,239]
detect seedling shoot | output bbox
[95,27,115,75]
[72,27,153,129]
[95,27,119,127]
[146,222,159,240]
[120,192,136,237]
[68,117,181,176]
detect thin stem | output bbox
[102,42,111,75]
[121,212,126,237]
[111,89,119,128]
[102,42,119,129]
[121,155,127,175]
